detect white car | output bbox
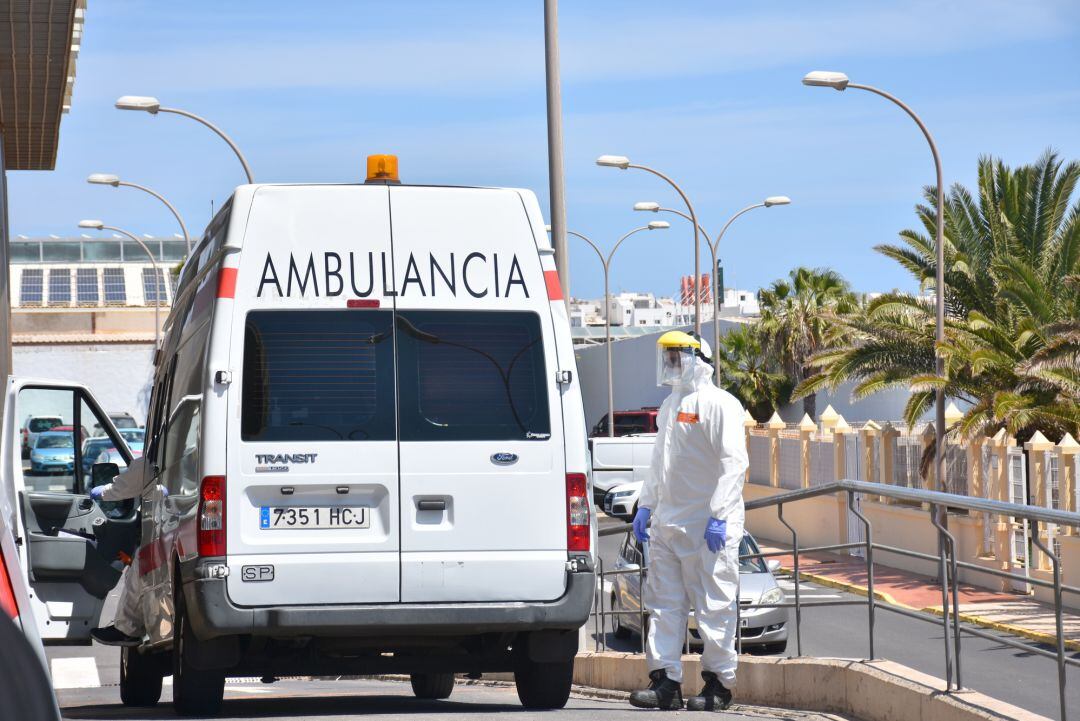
[116,160,593,715]
[603,480,643,520]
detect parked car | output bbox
[590,408,659,437]
[603,480,643,520]
[108,412,139,430]
[29,431,76,475]
[118,428,145,456]
[610,531,788,653]
[81,437,117,478]
[20,415,62,459]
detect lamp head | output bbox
[87,173,120,186]
[78,219,104,230]
[647,221,670,230]
[633,201,660,212]
[802,71,849,90]
[764,196,792,207]
[596,155,630,169]
[115,95,161,113]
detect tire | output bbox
[120,646,163,707]
[514,657,574,710]
[410,672,455,700]
[172,592,225,716]
[611,594,630,640]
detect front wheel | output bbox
[119,646,163,707]
[410,672,455,700]
[611,594,631,640]
[172,592,225,716]
[514,657,573,710]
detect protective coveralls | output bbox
[91,456,147,641]
[638,336,749,688]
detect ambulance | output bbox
[103,157,592,714]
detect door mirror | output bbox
[90,462,120,490]
[766,559,781,573]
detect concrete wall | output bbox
[13,343,154,424]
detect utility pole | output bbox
[544,0,569,308]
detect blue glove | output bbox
[632,507,652,543]
[89,485,105,500]
[705,518,727,552]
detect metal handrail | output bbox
[591,479,1078,721]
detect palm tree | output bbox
[714,324,791,422]
[758,267,858,419]
[798,151,1080,441]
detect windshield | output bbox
[29,418,61,433]
[119,429,144,443]
[36,433,74,449]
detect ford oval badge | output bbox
[491,452,518,465]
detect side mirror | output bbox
[90,462,120,490]
[766,559,781,573]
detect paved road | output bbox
[594,514,1080,718]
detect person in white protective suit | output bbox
[628,330,749,712]
[89,456,148,647]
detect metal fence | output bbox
[893,435,922,488]
[808,438,834,486]
[589,479,1080,721]
[748,434,771,486]
[778,436,802,490]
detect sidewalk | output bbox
[758,543,1080,652]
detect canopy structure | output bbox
[0,0,86,170]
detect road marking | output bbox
[51,657,100,689]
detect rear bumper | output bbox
[181,559,595,641]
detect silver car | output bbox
[610,531,789,653]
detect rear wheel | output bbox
[172,592,225,716]
[409,672,455,700]
[514,657,574,710]
[119,646,163,707]
[611,593,630,640]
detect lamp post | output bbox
[87,174,191,253]
[115,96,254,184]
[802,71,946,494]
[597,156,704,337]
[553,221,670,437]
[77,220,162,352]
[635,198,790,374]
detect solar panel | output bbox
[19,269,43,306]
[103,267,127,305]
[48,268,72,306]
[142,268,167,306]
[76,268,99,305]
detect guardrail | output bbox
[592,479,1080,721]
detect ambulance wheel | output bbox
[172,593,225,716]
[514,657,573,710]
[410,672,455,699]
[120,646,162,707]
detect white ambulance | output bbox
[119,157,593,714]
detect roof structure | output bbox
[0,0,86,170]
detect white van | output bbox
[118,163,593,714]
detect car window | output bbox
[614,414,649,435]
[241,310,396,442]
[111,417,138,429]
[740,535,768,573]
[29,418,61,433]
[36,434,73,449]
[396,311,550,442]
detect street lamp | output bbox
[77,220,163,354]
[636,198,790,375]
[87,173,191,253]
[802,70,946,494]
[551,220,670,436]
[115,95,255,184]
[598,155,704,337]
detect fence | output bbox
[591,480,1080,721]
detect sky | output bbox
[8,0,1080,299]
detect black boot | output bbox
[629,669,684,710]
[685,671,732,712]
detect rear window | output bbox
[29,418,61,433]
[396,310,550,442]
[241,310,396,442]
[111,416,138,429]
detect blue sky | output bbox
[8,0,1080,299]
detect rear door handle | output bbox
[416,500,446,512]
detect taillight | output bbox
[1,551,19,619]
[197,476,226,556]
[566,472,590,553]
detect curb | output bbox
[782,565,1080,653]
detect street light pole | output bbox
[543,0,569,309]
[115,96,254,184]
[77,220,162,353]
[802,71,946,494]
[87,174,191,253]
[597,156,703,336]
[561,222,670,437]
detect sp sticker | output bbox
[241,565,275,582]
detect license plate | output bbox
[259,506,369,530]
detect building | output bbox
[8,235,181,422]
